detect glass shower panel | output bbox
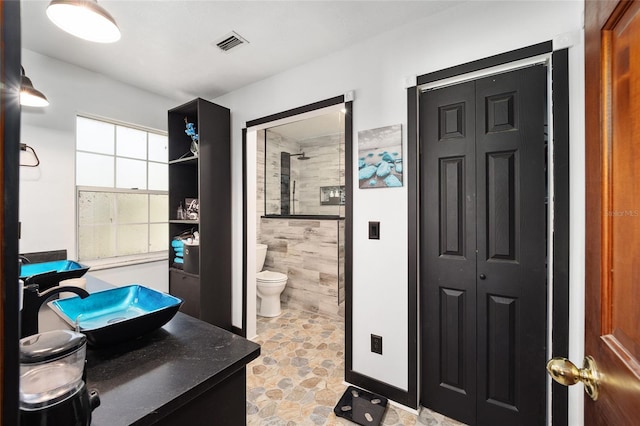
[263,111,345,216]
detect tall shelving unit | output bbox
[168,98,231,330]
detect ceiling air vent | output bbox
[214,31,248,52]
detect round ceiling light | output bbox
[46,0,121,43]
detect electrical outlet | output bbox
[371,334,382,355]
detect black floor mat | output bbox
[334,386,388,425]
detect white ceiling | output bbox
[20,0,461,101]
[268,110,344,141]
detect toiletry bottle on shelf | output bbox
[177,202,185,220]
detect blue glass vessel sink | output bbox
[49,285,182,346]
[20,260,89,290]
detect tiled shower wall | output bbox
[263,131,300,215]
[256,131,345,318]
[263,131,344,216]
[296,133,344,216]
[260,218,345,318]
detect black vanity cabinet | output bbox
[168,98,231,330]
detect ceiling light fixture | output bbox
[46,0,121,43]
[20,67,49,107]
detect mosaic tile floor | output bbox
[247,307,466,426]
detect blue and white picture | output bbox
[357,124,403,189]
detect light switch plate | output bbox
[371,334,382,355]
[368,221,380,240]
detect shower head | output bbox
[290,152,311,160]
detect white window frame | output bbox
[75,115,169,269]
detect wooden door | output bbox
[421,65,547,425]
[582,0,640,423]
[422,80,477,424]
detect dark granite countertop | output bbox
[45,276,260,426]
[87,312,260,425]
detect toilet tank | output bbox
[256,244,268,273]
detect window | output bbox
[76,116,168,262]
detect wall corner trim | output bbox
[553,30,582,50]
[404,75,417,89]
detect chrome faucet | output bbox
[21,284,90,338]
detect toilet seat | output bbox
[257,270,287,284]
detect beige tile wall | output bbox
[260,218,345,318]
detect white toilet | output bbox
[256,243,288,317]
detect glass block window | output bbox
[76,116,168,261]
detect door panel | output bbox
[421,65,546,425]
[486,294,517,406]
[475,66,547,425]
[584,0,640,424]
[422,80,477,425]
[485,151,517,261]
[440,157,465,256]
[439,288,466,389]
[609,0,640,360]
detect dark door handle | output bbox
[479,274,486,280]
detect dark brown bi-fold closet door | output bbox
[420,65,547,426]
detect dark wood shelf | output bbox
[169,156,199,165]
[168,98,231,331]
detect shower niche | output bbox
[319,186,345,206]
[262,111,345,218]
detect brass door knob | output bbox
[546,356,600,401]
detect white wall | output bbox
[214,0,585,415]
[89,261,167,292]
[20,49,179,292]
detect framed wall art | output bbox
[357,124,403,189]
